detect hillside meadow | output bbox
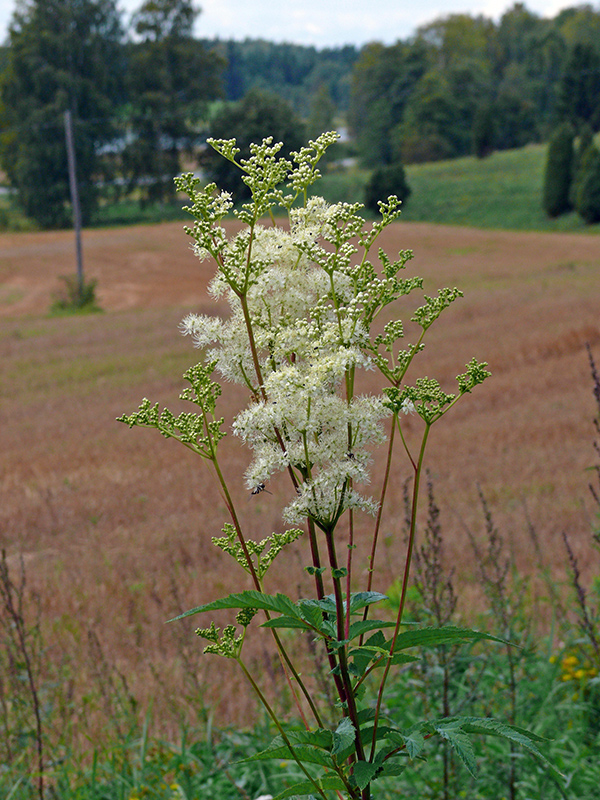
[316,141,600,234]
[1,217,600,742]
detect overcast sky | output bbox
[0,0,586,47]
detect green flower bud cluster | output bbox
[412,287,463,331]
[196,622,243,659]
[117,362,225,458]
[212,523,304,579]
[383,357,490,425]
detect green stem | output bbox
[360,417,397,645]
[211,456,261,592]
[236,658,334,800]
[239,293,266,398]
[324,528,368,773]
[369,422,431,761]
[212,455,322,727]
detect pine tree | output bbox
[542,122,575,217]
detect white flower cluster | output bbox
[181,196,392,527]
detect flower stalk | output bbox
[119,131,500,799]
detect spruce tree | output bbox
[570,123,594,206]
[472,103,495,158]
[0,0,125,228]
[575,143,600,224]
[542,122,575,217]
[364,162,411,213]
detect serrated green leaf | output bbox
[347,619,396,641]
[393,625,506,651]
[239,729,334,768]
[376,759,408,778]
[435,721,477,777]
[348,591,388,613]
[460,717,546,744]
[271,774,346,800]
[297,600,334,636]
[333,717,355,756]
[350,645,418,664]
[458,717,561,778]
[357,707,377,724]
[242,743,333,769]
[350,760,381,791]
[302,596,337,614]
[261,616,313,631]
[168,591,298,622]
[387,730,425,760]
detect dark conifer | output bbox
[364,162,411,213]
[570,123,594,206]
[542,122,575,217]
[575,143,600,224]
[472,104,495,159]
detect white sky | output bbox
[0,0,589,48]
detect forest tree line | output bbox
[350,3,600,166]
[0,0,599,227]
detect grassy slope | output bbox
[318,142,600,234]
[401,143,600,232]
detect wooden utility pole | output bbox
[64,109,84,300]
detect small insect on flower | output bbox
[251,483,272,495]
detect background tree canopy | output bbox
[123,0,223,205]
[349,3,600,166]
[1,1,600,227]
[204,88,306,200]
[0,0,125,228]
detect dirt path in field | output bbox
[0,220,598,318]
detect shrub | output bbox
[364,161,411,213]
[543,122,575,217]
[50,274,101,314]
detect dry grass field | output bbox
[1,219,600,737]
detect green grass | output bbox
[401,143,600,233]
[319,143,600,233]
[6,635,600,799]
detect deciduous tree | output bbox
[205,88,305,200]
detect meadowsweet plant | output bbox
[119,132,555,799]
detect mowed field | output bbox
[1,219,600,732]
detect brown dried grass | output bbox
[1,219,599,739]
